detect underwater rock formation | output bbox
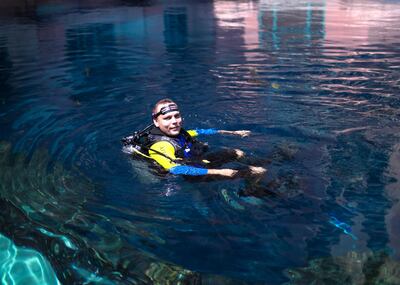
[285,250,400,285]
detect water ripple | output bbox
[1,0,400,283]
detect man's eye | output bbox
[165,116,172,120]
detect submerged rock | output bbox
[145,262,200,285]
[285,250,400,285]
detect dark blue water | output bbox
[1,0,400,284]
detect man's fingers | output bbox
[234,149,245,158]
[237,130,251,137]
[249,166,267,175]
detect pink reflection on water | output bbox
[213,1,260,61]
[324,0,400,47]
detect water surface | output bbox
[1,0,400,284]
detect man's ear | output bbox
[153,119,159,127]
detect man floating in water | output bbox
[122,98,266,179]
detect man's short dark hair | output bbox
[152,98,177,115]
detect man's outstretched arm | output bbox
[187,129,251,137]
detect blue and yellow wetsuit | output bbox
[148,128,218,176]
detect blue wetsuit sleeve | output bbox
[193,128,218,135]
[169,165,208,176]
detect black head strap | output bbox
[152,104,179,119]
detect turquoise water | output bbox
[0,234,60,285]
[1,0,400,284]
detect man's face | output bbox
[153,103,182,136]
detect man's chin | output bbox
[169,128,181,136]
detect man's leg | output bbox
[203,148,243,168]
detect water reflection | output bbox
[0,37,13,104]
[163,7,188,50]
[325,0,400,46]
[385,143,400,260]
[65,23,120,103]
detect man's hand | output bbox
[233,130,251,137]
[208,168,238,177]
[218,130,251,137]
[249,166,267,175]
[234,149,245,158]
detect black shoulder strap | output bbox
[122,124,178,163]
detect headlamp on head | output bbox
[152,104,179,119]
